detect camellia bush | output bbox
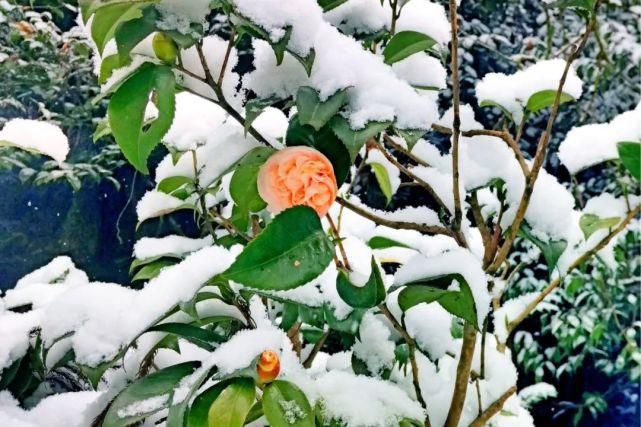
[0,0,639,427]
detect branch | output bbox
[505,204,640,337]
[488,5,600,274]
[468,386,517,427]
[431,124,529,176]
[378,304,432,427]
[448,0,463,231]
[336,196,457,239]
[302,329,329,368]
[194,43,271,147]
[444,322,477,427]
[382,133,430,167]
[217,27,236,86]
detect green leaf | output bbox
[157,176,195,199]
[230,164,267,214]
[383,31,438,65]
[336,257,386,308]
[397,273,478,327]
[479,100,515,122]
[525,90,575,113]
[317,0,348,12]
[90,2,145,54]
[369,162,393,204]
[103,362,200,427]
[367,236,409,249]
[286,115,351,184]
[262,380,314,427]
[132,258,177,282]
[289,49,316,77]
[518,223,567,274]
[244,96,281,136]
[208,377,256,427]
[108,62,176,174]
[579,214,620,240]
[271,26,292,65]
[617,141,641,181]
[329,115,390,161]
[296,87,349,131]
[114,5,159,63]
[396,129,425,150]
[146,322,223,351]
[186,380,234,427]
[222,206,334,291]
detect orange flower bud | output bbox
[257,350,280,383]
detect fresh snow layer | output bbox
[395,0,451,45]
[0,119,69,163]
[475,59,583,123]
[0,390,102,427]
[133,235,213,260]
[558,103,641,174]
[324,0,391,34]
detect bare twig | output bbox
[326,213,352,271]
[217,27,236,86]
[488,5,600,274]
[448,0,463,231]
[444,322,477,427]
[382,133,430,167]
[336,196,458,239]
[469,386,517,427]
[378,304,432,427]
[303,329,329,368]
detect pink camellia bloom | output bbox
[257,146,338,217]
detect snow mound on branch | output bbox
[395,0,451,45]
[133,235,213,260]
[558,102,641,174]
[475,59,583,123]
[0,390,102,427]
[0,119,69,163]
[324,0,391,34]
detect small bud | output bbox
[152,32,178,64]
[257,350,280,384]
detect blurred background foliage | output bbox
[0,0,639,425]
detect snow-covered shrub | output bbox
[0,0,639,426]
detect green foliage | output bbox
[262,380,315,427]
[526,90,575,113]
[617,141,640,181]
[518,223,567,275]
[579,213,620,240]
[296,87,349,131]
[208,377,256,427]
[336,257,386,308]
[222,206,335,290]
[383,31,438,65]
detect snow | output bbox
[395,0,451,46]
[116,394,168,418]
[14,256,88,289]
[475,59,583,123]
[324,0,390,34]
[241,1,440,130]
[395,248,492,327]
[558,103,641,174]
[314,370,425,426]
[161,92,228,151]
[494,292,539,343]
[343,195,443,227]
[155,0,211,34]
[0,390,102,427]
[352,312,395,375]
[0,311,39,370]
[133,235,213,260]
[136,190,190,223]
[252,107,289,147]
[392,53,447,90]
[0,119,69,163]
[519,382,557,407]
[38,246,236,366]
[404,303,456,360]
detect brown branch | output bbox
[326,213,352,271]
[488,5,600,274]
[378,304,432,427]
[336,196,458,240]
[505,204,640,337]
[217,27,236,86]
[431,124,529,177]
[303,329,329,368]
[382,133,430,167]
[372,140,448,212]
[448,0,463,231]
[445,322,477,427]
[469,192,494,267]
[468,386,517,427]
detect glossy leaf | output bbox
[518,223,567,275]
[526,90,575,113]
[244,96,281,136]
[369,162,393,204]
[146,322,223,351]
[397,273,478,327]
[367,236,409,249]
[90,2,144,54]
[317,0,348,11]
[222,206,334,290]
[296,87,349,131]
[230,161,268,224]
[103,362,199,427]
[208,377,256,427]
[329,115,390,161]
[131,258,177,282]
[383,31,438,65]
[262,380,315,427]
[114,5,159,63]
[579,214,620,240]
[617,141,641,181]
[108,62,176,174]
[336,257,386,308]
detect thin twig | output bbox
[217,27,236,86]
[468,386,517,427]
[326,213,352,271]
[382,133,430,167]
[505,204,640,337]
[488,5,600,274]
[444,322,477,427]
[448,0,463,231]
[336,196,458,239]
[378,304,432,427]
[303,329,329,368]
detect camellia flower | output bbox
[256,350,280,383]
[257,146,338,217]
